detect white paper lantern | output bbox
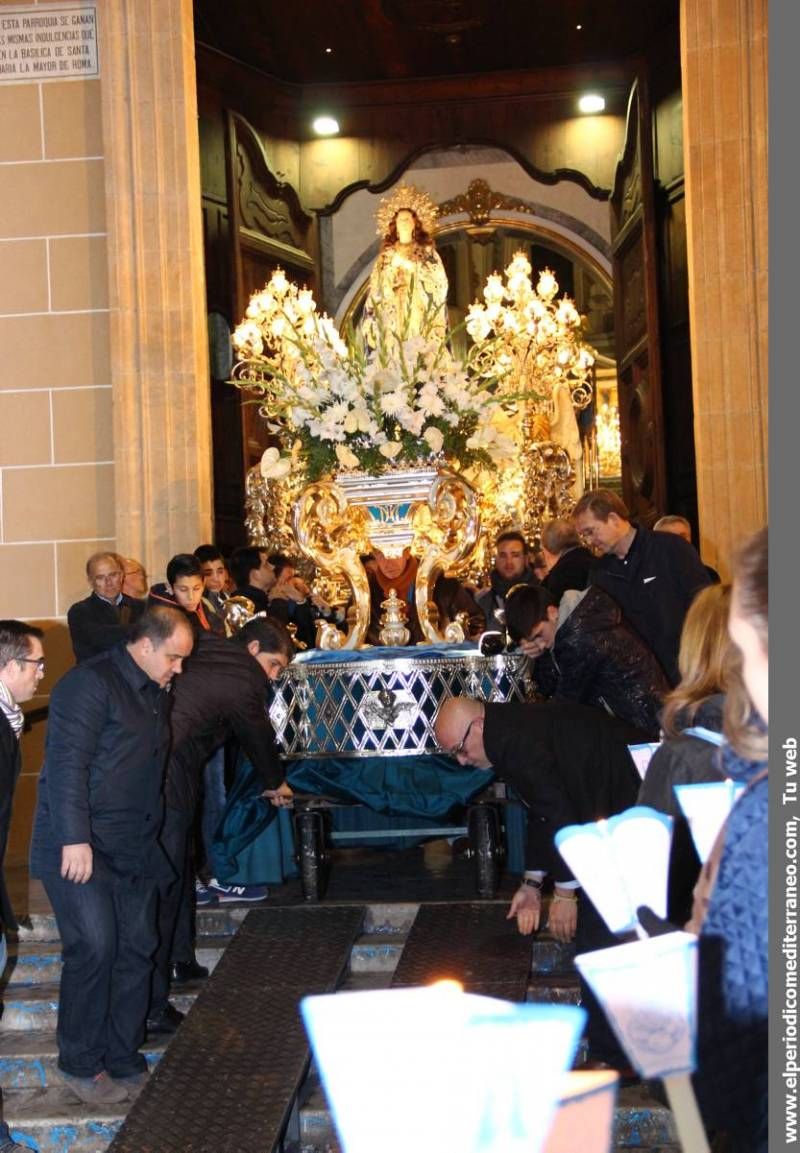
[674,779,745,862]
[554,806,673,933]
[301,986,586,1153]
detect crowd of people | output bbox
[0,492,768,1152]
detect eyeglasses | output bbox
[444,715,479,758]
[17,658,45,672]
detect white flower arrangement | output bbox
[231,252,593,484]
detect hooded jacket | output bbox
[532,585,669,738]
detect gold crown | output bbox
[375,183,439,238]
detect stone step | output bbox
[3,938,231,988]
[5,923,575,989]
[0,985,198,1034]
[12,900,422,945]
[0,1084,126,1153]
[0,1032,168,1090]
[296,1068,681,1151]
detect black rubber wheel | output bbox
[295,810,329,903]
[468,804,501,899]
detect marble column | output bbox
[681,0,768,575]
[99,0,213,578]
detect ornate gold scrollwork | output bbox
[292,480,371,650]
[415,470,481,644]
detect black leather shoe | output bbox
[170,958,209,985]
[146,1003,185,1035]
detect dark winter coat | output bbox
[637,694,725,922]
[588,526,712,685]
[481,700,642,881]
[166,632,282,813]
[67,591,146,663]
[541,545,595,603]
[694,742,768,1152]
[30,644,173,881]
[532,586,670,738]
[0,712,20,931]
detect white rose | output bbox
[335,444,360,469]
[423,426,444,453]
[379,441,403,460]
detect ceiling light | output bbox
[576,23,582,30]
[325,47,332,54]
[312,116,340,136]
[578,94,605,114]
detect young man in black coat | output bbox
[29,607,194,1106]
[435,695,642,1070]
[0,621,45,1153]
[573,489,711,686]
[505,583,669,738]
[67,551,146,663]
[147,616,294,1034]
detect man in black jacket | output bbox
[435,695,642,1069]
[573,490,711,685]
[0,621,46,1153]
[147,616,293,1034]
[505,583,669,738]
[29,606,194,1105]
[476,531,540,629]
[67,551,146,662]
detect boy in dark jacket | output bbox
[505,583,669,738]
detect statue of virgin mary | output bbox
[360,184,449,353]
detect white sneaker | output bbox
[206,878,269,903]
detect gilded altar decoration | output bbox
[231,186,595,647]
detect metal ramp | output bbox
[391,902,532,1000]
[108,905,364,1153]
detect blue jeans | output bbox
[43,869,158,1079]
[201,747,227,875]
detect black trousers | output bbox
[43,869,158,1079]
[151,806,195,1015]
[576,893,631,1069]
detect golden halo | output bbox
[375,183,439,238]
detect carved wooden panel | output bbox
[610,78,666,523]
[231,112,312,253]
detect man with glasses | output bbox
[67,551,146,663]
[572,490,711,686]
[0,621,45,1150]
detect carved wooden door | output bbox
[610,77,667,523]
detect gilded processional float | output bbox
[229,184,597,897]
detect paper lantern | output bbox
[301,986,586,1153]
[554,806,673,933]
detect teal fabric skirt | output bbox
[211,753,495,885]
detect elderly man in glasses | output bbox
[434,693,642,1072]
[67,551,146,663]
